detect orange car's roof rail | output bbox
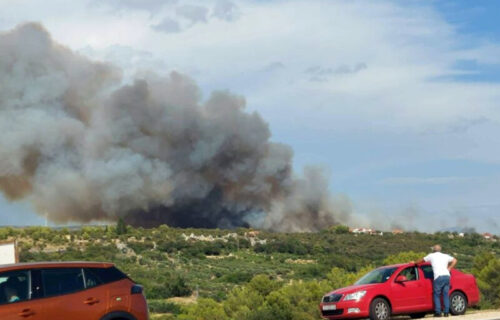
[0,261,115,271]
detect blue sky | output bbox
[0,0,499,232]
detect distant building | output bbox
[246,231,260,237]
[392,229,404,235]
[482,233,493,240]
[350,227,379,235]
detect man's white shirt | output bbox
[424,252,454,280]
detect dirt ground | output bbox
[448,311,500,320]
[417,311,500,320]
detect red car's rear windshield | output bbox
[355,267,398,285]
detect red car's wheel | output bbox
[370,298,391,320]
[450,291,467,315]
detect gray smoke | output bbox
[0,23,350,231]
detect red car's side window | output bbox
[398,267,418,281]
[420,265,434,280]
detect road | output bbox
[409,311,500,320]
[450,311,500,320]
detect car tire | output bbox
[410,312,427,319]
[100,312,137,320]
[450,291,467,315]
[370,298,391,320]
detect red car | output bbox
[0,261,148,320]
[320,262,480,320]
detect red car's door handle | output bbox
[84,297,100,305]
[18,308,35,317]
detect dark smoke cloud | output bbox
[0,23,350,231]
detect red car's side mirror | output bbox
[396,275,408,282]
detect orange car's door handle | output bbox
[18,309,35,317]
[84,297,100,305]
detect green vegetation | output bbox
[472,252,500,308]
[116,217,128,235]
[0,225,498,319]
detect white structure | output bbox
[483,233,493,240]
[0,241,18,265]
[351,227,376,235]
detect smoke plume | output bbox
[0,23,350,231]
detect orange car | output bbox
[0,261,148,320]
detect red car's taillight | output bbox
[131,284,144,295]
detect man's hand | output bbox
[448,258,458,271]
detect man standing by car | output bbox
[413,245,458,317]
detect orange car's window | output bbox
[0,270,30,305]
[41,268,85,297]
[83,267,128,288]
[83,269,103,288]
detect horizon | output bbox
[0,223,497,237]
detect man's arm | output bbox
[448,258,457,271]
[411,254,430,265]
[410,258,426,264]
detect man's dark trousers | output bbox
[433,275,450,314]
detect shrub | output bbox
[383,251,426,265]
[473,252,500,308]
[332,225,350,234]
[219,271,253,284]
[148,300,181,314]
[178,298,228,320]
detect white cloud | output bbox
[176,5,208,24]
[304,63,368,82]
[92,0,177,15]
[152,17,182,33]
[379,176,479,186]
[212,0,240,21]
[77,44,168,79]
[263,61,285,72]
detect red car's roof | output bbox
[378,262,431,269]
[0,261,114,272]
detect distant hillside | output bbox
[1,225,498,319]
